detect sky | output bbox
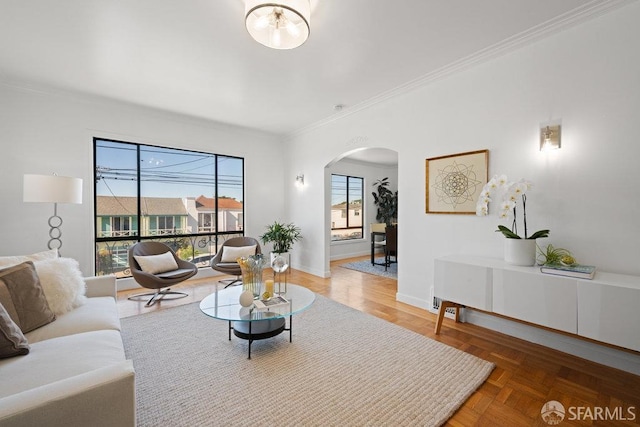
[95,139,243,201]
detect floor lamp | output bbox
[23,174,83,251]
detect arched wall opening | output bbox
[323,147,398,275]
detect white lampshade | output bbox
[23,174,83,204]
[245,0,310,49]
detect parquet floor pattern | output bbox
[117,256,640,426]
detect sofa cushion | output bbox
[134,251,178,274]
[0,303,30,359]
[0,249,58,268]
[34,257,87,316]
[0,262,56,333]
[221,245,257,262]
[0,330,125,398]
[25,297,120,344]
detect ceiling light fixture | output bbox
[245,1,310,49]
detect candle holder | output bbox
[271,254,289,294]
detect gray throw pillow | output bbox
[0,302,30,358]
[0,261,56,333]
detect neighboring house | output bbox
[96,194,243,238]
[195,195,243,233]
[96,196,189,237]
[331,200,362,240]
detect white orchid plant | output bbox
[476,175,549,240]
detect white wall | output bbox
[0,84,285,276]
[285,3,640,367]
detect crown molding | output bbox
[287,0,634,140]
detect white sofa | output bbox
[0,275,135,427]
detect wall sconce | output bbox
[540,125,561,151]
[295,174,305,187]
[23,173,83,250]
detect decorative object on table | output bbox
[253,294,289,311]
[371,177,398,226]
[536,244,595,279]
[537,244,575,266]
[259,221,302,262]
[271,254,289,294]
[23,173,83,251]
[263,279,274,300]
[239,289,255,307]
[540,263,596,279]
[426,149,488,214]
[237,254,266,299]
[476,175,549,266]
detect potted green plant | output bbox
[476,175,549,266]
[259,221,302,262]
[537,244,575,266]
[372,177,398,226]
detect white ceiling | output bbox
[0,0,625,142]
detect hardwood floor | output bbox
[117,256,640,426]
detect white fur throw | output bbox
[34,257,87,315]
[221,245,257,262]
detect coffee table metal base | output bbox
[229,317,290,359]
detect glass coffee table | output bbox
[199,284,315,359]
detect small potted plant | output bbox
[537,244,575,266]
[259,221,302,264]
[476,175,549,266]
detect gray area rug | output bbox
[341,257,397,279]
[121,295,493,426]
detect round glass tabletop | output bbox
[199,283,315,322]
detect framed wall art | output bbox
[425,149,489,214]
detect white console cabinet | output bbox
[434,255,640,353]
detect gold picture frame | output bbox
[425,149,489,214]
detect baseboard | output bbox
[464,309,640,375]
[329,249,383,261]
[396,293,430,310]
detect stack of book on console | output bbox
[540,263,596,280]
[253,295,290,311]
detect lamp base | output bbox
[47,203,63,250]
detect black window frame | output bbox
[331,174,364,241]
[93,137,245,276]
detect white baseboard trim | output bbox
[396,293,430,310]
[463,309,640,375]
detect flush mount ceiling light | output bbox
[245,1,310,49]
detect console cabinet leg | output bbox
[434,301,463,334]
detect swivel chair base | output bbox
[219,276,242,288]
[127,288,188,307]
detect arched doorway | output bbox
[324,148,398,274]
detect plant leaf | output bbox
[496,225,521,239]
[528,229,550,239]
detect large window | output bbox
[331,174,364,241]
[94,138,244,276]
